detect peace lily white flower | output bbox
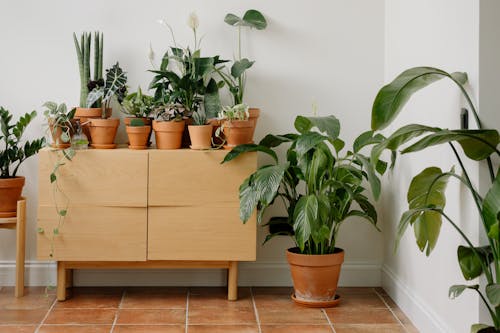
[148,43,155,63]
[187,12,199,31]
[157,18,167,26]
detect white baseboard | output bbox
[382,264,452,333]
[0,260,381,287]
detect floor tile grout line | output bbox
[250,287,262,333]
[372,287,409,332]
[185,288,190,333]
[34,296,58,333]
[321,308,336,333]
[110,289,126,333]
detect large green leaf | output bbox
[231,59,254,78]
[307,147,329,192]
[222,144,278,164]
[470,324,495,333]
[354,153,381,200]
[294,115,340,140]
[194,57,215,77]
[259,134,297,148]
[239,175,257,223]
[242,10,267,30]
[295,132,329,156]
[293,195,319,251]
[482,167,500,240]
[402,129,499,161]
[353,130,385,153]
[486,284,500,307]
[371,67,468,130]
[449,284,479,299]
[224,13,241,26]
[458,245,493,280]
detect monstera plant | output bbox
[371,67,500,333]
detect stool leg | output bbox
[57,262,67,301]
[228,261,238,301]
[15,199,26,298]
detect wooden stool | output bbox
[0,197,26,297]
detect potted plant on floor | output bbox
[222,114,386,307]
[42,102,77,149]
[73,31,106,140]
[217,103,253,149]
[86,62,127,149]
[122,87,154,147]
[0,107,45,217]
[214,9,267,139]
[187,109,212,150]
[370,67,500,333]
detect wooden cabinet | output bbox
[37,148,257,301]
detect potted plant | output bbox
[214,9,267,139]
[217,103,252,149]
[125,118,151,150]
[86,62,127,149]
[370,67,500,333]
[121,87,154,146]
[42,102,77,149]
[222,114,385,307]
[152,103,186,149]
[188,109,212,150]
[0,107,45,217]
[73,32,106,140]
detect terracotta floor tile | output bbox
[125,287,188,294]
[336,294,387,309]
[116,309,185,325]
[188,308,256,325]
[333,324,406,332]
[325,308,399,324]
[0,310,48,325]
[55,293,122,309]
[188,325,259,333]
[113,325,185,333]
[253,293,309,311]
[260,325,333,333]
[0,287,51,295]
[72,287,124,295]
[258,309,329,325]
[121,291,186,309]
[44,308,116,325]
[0,294,55,310]
[189,287,252,309]
[251,287,293,295]
[336,287,377,295]
[0,326,37,333]
[37,325,112,333]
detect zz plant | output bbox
[371,67,500,333]
[222,115,385,254]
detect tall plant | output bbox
[371,67,500,333]
[86,62,127,118]
[73,32,103,108]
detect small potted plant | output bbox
[152,103,186,149]
[125,118,151,150]
[188,109,212,150]
[86,62,127,149]
[122,87,154,146]
[0,107,45,217]
[222,114,386,307]
[217,103,252,149]
[42,102,77,149]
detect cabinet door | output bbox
[37,149,148,260]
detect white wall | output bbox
[382,1,482,332]
[0,0,385,287]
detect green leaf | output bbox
[222,144,278,164]
[259,134,296,148]
[239,175,257,223]
[448,284,478,299]
[486,284,500,307]
[293,195,319,251]
[59,210,67,217]
[231,59,254,78]
[482,167,500,240]
[50,173,56,183]
[242,9,267,30]
[371,67,468,130]
[471,324,494,333]
[295,132,329,156]
[224,13,242,26]
[355,153,381,200]
[37,227,44,234]
[294,115,340,140]
[458,245,493,280]
[194,57,215,77]
[53,228,59,235]
[353,130,385,153]
[129,119,145,127]
[332,138,345,154]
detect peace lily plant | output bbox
[371,67,500,333]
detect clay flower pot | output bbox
[286,247,345,308]
[153,120,185,150]
[126,125,151,150]
[248,107,261,140]
[188,124,213,150]
[0,176,25,218]
[49,119,76,149]
[222,119,253,149]
[124,117,153,146]
[74,107,112,143]
[89,118,120,149]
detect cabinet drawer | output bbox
[37,206,147,261]
[148,206,256,261]
[38,149,148,207]
[148,150,257,206]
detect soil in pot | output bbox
[0,176,25,218]
[89,118,120,149]
[126,125,151,150]
[124,117,153,146]
[153,120,185,150]
[188,124,213,150]
[74,108,111,143]
[248,108,260,139]
[222,119,253,149]
[286,247,345,308]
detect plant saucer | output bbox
[291,294,341,308]
[128,145,147,150]
[90,143,117,149]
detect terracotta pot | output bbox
[152,120,185,150]
[286,247,344,308]
[126,125,151,150]
[74,107,112,143]
[208,118,224,146]
[48,119,76,149]
[0,177,25,218]
[248,108,261,139]
[188,124,213,150]
[89,118,120,149]
[222,119,253,149]
[124,117,153,146]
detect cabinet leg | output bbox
[228,261,238,301]
[15,199,26,298]
[57,262,67,301]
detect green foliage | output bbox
[0,107,45,178]
[371,66,500,330]
[42,101,76,146]
[219,103,249,121]
[223,114,384,254]
[129,119,145,127]
[121,87,154,118]
[224,9,267,30]
[192,109,207,126]
[73,32,103,108]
